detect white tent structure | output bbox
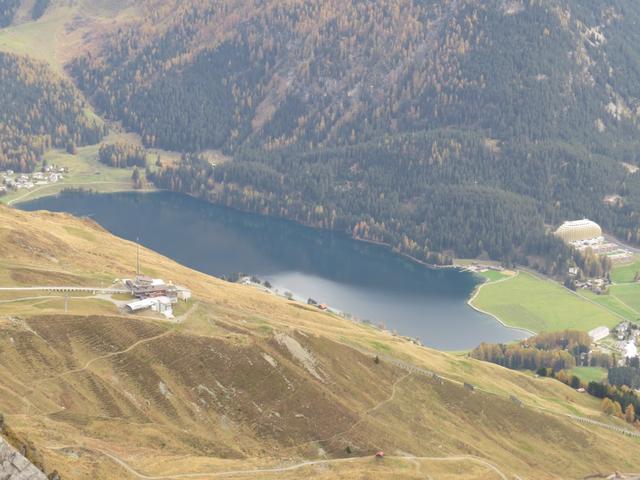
[555,219,603,244]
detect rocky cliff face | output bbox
[0,439,47,480]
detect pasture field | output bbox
[470,272,621,333]
[570,367,609,384]
[611,256,640,284]
[577,289,637,321]
[0,1,140,71]
[609,283,640,316]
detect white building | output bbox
[625,342,638,359]
[588,326,610,342]
[126,296,175,319]
[555,219,604,247]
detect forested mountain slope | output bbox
[0,52,104,171]
[1,205,640,479]
[66,0,640,267]
[2,0,640,266]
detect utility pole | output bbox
[64,294,68,313]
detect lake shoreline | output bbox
[18,188,527,349]
[466,272,536,337]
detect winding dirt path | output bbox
[47,445,508,479]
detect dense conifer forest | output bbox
[0,0,20,27]
[30,0,49,20]
[4,0,640,265]
[66,0,640,265]
[0,53,104,172]
[98,144,146,168]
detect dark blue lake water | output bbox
[20,190,526,350]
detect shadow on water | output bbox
[20,190,528,350]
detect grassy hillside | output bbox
[470,272,622,333]
[0,2,188,203]
[0,0,141,72]
[0,205,639,479]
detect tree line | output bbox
[538,369,640,425]
[471,330,613,372]
[98,143,147,168]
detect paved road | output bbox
[604,234,640,254]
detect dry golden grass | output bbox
[0,204,639,480]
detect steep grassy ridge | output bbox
[0,204,639,479]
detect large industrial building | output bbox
[554,218,633,262]
[554,219,603,245]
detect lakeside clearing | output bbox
[470,271,621,333]
[0,133,158,206]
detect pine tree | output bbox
[131,167,142,189]
[625,404,636,424]
[601,398,615,416]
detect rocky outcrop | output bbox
[0,438,47,480]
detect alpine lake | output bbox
[20,190,528,350]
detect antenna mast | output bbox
[136,238,140,277]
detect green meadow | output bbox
[570,367,608,384]
[471,272,622,333]
[611,257,640,284]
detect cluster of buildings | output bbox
[555,219,633,263]
[569,275,610,293]
[613,322,639,360]
[589,322,639,362]
[0,166,67,194]
[122,275,191,319]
